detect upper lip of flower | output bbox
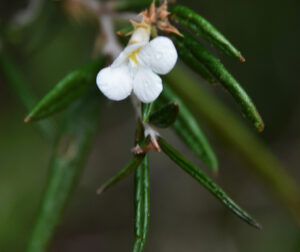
[110,42,147,68]
[96,36,178,103]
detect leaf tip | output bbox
[211,81,219,86]
[239,56,246,63]
[116,30,123,36]
[96,186,104,196]
[212,169,219,177]
[256,121,265,133]
[253,222,263,230]
[24,116,31,123]
[247,216,262,230]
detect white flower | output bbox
[96,27,178,103]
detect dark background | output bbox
[0,0,300,251]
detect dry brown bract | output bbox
[139,0,182,36]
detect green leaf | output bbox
[0,52,36,109]
[166,65,300,225]
[174,37,217,84]
[159,138,261,230]
[0,51,54,137]
[159,84,218,172]
[26,92,101,252]
[114,0,160,12]
[142,102,156,122]
[174,32,264,132]
[170,5,245,62]
[24,57,105,123]
[133,154,150,252]
[149,102,179,128]
[97,154,146,195]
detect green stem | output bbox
[133,154,150,252]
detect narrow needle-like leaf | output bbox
[159,138,261,230]
[117,26,134,37]
[97,154,146,195]
[159,84,218,172]
[174,37,217,84]
[26,92,101,252]
[170,5,245,61]
[133,154,150,252]
[149,102,179,128]
[174,32,264,132]
[24,57,105,123]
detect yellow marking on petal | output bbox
[129,48,141,65]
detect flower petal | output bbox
[96,65,133,101]
[137,36,178,75]
[133,68,163,103]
